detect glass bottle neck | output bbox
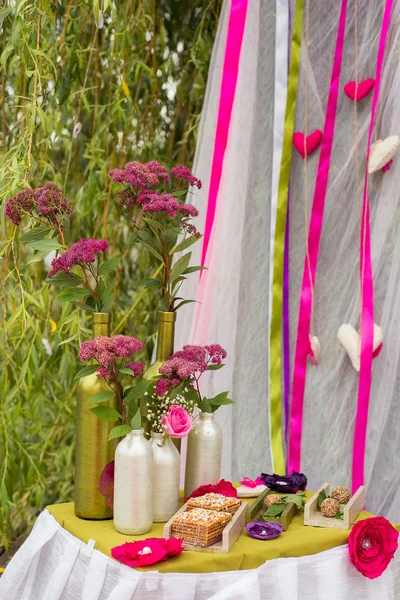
[92,313,111,337]
[200,412,215,421]
[156,312,176,362]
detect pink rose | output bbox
[348,516,399,579]
[162,405,192,438]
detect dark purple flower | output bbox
[34,182,73,221]
[5,189,36,226]
[246,521,283,540]
[260,471,307,494]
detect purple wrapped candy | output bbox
[246,521,283,540]
[260,471,307,493]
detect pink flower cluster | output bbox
[155,378,179,397]
[79,335,143,380]
[5,189,36,226]
[142,193,198,219]
[5,183,72,226]
[48,238,108,278]
[171,165,202,189]
[34,182,73,221]
[108,160,201,219]
[159,344,227,379]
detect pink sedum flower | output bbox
[5,189,36,226]
[48,238,108,278]
[171,165,202,189]
[78,335,143,369]
[125,361,144,377]
[162,406,192,438]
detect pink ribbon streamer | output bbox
[288,0,347,474]
[200,0,249,269]
[352,0,393,494]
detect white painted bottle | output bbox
[114,429,153,534]
[151,432,180,522]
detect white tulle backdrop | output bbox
[176,0,400,523]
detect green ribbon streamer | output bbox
[269,0,304,475]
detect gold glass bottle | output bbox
[74,312,119,520]
[143,311,177,446]
[145,311,176,379]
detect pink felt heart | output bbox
[344,78,375,102]
[293,130,322,159]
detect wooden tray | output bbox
[304,483,365,529]
[245,487,270,524]
[164,500,248,553]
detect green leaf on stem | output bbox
[207,363,225,371]
[108,424,132,440]
[20,226,51,242]
[90,406,122,422]
[143,217,164,231]
[124,379,152,403]
[99,257,121,276]
[170,252,191,285]
[27,250,53,264]
[75,302,96,313]
[173,299,197,312]
[139,240,164,262]
[46,272,84,288]
[171,189,187,197]
[57,288,91,302]
[208,391,234,406]
[27,239,62,251]
[86,390,115,404]
[184,265,207,274]
[136,229,163,251]
[119,367,135,376]
[74,365,98,380]
[170,235,201,255]
[130,409,142,430]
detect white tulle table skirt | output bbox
[0,510,399,600]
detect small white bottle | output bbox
[114,429,153,534]
[151,432,180,522]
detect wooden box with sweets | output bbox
[164,492,248,553]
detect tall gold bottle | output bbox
[145,311,176,380]
[143,311,177,445]
[74,312,119,520]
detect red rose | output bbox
[348,516,399,579]
[98,460,114,508]
[185,479,237,502]
[111,537,183,568]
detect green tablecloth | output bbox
[46,494,379,574]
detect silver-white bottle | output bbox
[114,429,153,534]
[184,412,222,498]
[151,432,180,522]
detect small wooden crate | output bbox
[163,500,248,554]
[245,488,296,530]
[245,487,270,524]
[264,502,297,531]
[304,483,365,529]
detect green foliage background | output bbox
[0,0,220,548]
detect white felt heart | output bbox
[368,135,399,174]
[337,323,383,371]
